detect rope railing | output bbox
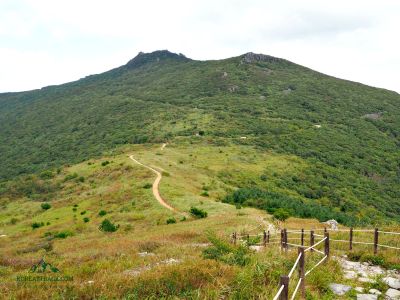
[272,285,285,300]
[230,226,399,299]
[304,237,326,252]
[378,231,400,235]
[288,253,302,278]
[305,255,328,277]
[290,278,303,300]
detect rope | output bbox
[376,244,400,250]
[378,231,400,235]
[312,248,325,255]
[286,242,304,248]
[305,255,327,276]
[288,253,302,278]
[290,278,302,300]
[273,285,285,300]
[304,237,326,252]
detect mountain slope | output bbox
[0,50,399,223]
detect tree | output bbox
[273,208,290,222]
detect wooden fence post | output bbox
[310,230,314,252]
[247,234,250,245]
[233,232,237,245]
[267,230,270,244]
[284,229,288,251]
[281,229,284,251]
[374,228,379,255]
[349,228,353,251]
[279,275,289,300]
[324,232,330,258]
[324,227,327,234]
[301,228,304,246]
[263,230,267,247]
[298,247,305,299]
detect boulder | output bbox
[356,294,377,300]
[383,277,400,289]
[344,270,358,279]
[358,277,374,283]
[329,283,352,296]
[324,219,339,230]
[386,288,400,299]
[368,289,381,295]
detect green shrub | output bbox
[98,210,107,216]
[101,161,110,166]
[77,176,85,183]
[166,217,176,224]
[200,191,209,197]
[41,203,51,210]
[143,183,152,189]
[72,207,77,212]
[190,207,208,218]
[39,170,54,180]
[31,222,44,229]
[203,232,250,266]
[64,172,78,182]
[80,210,86,215]
[99,219,119,232]
[273,208,291,221]
[83,217,90,223]
[54,231,73,239]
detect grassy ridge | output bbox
[0,50,399,223]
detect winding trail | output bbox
[129,153,177,212]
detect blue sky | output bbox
[1,0,399,93]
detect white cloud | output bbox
[0,0,399,92]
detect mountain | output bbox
[0,50,399,224]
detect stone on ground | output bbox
[368,289,381,295]
[356,294,377,300]
[329,283,352,296]
[386,288,400,299]
[383,277,400,289]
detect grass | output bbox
[0,142,399,299]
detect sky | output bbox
[0,0,399,93]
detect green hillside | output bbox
[0,50,399,224]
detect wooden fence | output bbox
[232,227,400,300]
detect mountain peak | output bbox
[242,52,282,63]
[126,50,189,69]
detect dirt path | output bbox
[129,154,177,212]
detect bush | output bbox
[200,191,209,197]
[77,176,85,183]
[54,231,73,239]
[39,170,55,180]
[41,203,51,210]
[98,210,107,216]
[99,219,119,232]
[80,211,86,215]
[83,217,90,223]
[31,222,44,229]
[203,232,250,266]
[143,183,152,189]
[273,208,291,221]
[190,207,208,218]
[166,217,176,224]
[101,161,110,166]
[64,172,78,182]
